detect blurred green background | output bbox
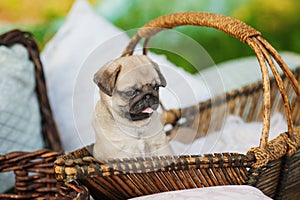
[0,0,299,73]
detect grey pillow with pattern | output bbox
[0,44,43,192]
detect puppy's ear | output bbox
[94,62,121,96]
[152,61,167,87]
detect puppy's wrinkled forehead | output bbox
[94,55,166,96]
[116,56,162,90]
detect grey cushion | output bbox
[0,44,43,192]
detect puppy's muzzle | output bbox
[127,93,159,121]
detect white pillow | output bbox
[41,0,208,152]
[42,0,124,151]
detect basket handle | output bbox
[121,12,300,167]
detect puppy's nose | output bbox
[145,94,150,99]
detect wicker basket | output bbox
[0,30,89,199]
[54,12,300,200]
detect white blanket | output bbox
[170,113,287,155]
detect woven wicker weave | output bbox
[54,12,300,200]
[0,30,89,199]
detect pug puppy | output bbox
[92,55,173,161]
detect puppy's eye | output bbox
[154,85,159,91]
[124,90,139,98]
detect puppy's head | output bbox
[94,55,166,126]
